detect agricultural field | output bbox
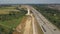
[0,6,19,14]
[0,5,27,34]
[33,5,60,29]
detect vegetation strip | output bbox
[33,5,60,29]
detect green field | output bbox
[33,5,60,29]
[0,5,27,34]
[0,6,20,14]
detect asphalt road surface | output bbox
[30,6,60,34]
[21,5,60,34]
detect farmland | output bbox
[0,5,27,34]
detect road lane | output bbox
[32,6,60,34]
[32,12,53,34]
[32,8,60,34]
[21,5,60,34]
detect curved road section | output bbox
[29,6,60,34]
[24,5,60,34]
[20,5,60,34]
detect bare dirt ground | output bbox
[13,14,43,34]
[13,15,33,34]
[23,16,33,34]
[13,16,27,34]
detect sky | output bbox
[0,0,60,4]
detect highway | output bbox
[31,13,43,34]
[21,5,60,34]
[26,5,60,34]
